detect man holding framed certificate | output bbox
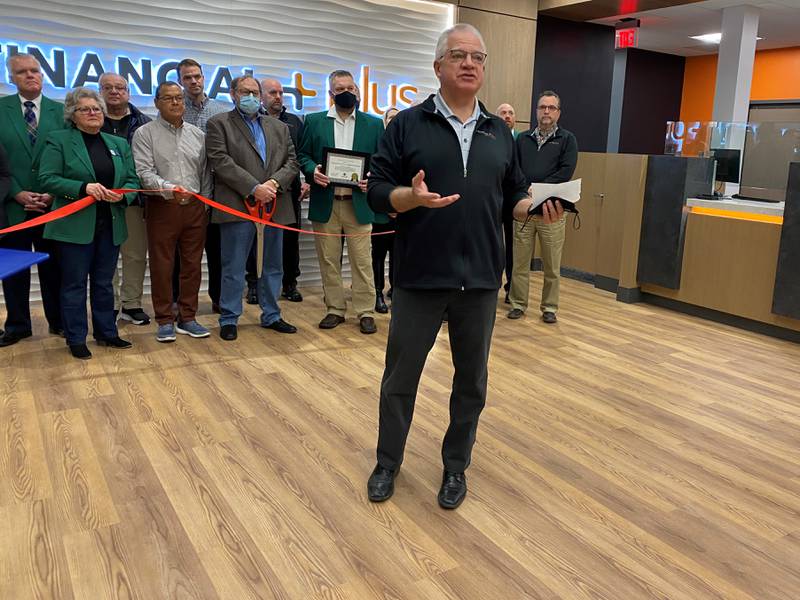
[297,70,388,335]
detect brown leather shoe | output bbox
[319,313,346,329]
[360,316,377,334]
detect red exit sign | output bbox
[616,28,639,49]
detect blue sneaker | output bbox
[156,323,176,343]
[176,320,210,338]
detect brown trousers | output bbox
[145,197,208,325]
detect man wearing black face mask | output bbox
[298,70,387,335]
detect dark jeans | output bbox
[0,223,62,334]
[247,219,301,291]
[371,221,394,294]
[205,222,221,304]
[376,287,497,473]
[56,224,120,346]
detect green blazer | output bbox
[297,109,388,225]
[38,128,140,246]
[0,94,66,226]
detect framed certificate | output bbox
[322,147,370,190]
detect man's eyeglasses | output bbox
[101,85,128,92]
[75,106,103,114]
[537,105,560,112]
[442,48,488,65]
[158,95,184,104]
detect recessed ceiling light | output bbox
[690,32,762,44]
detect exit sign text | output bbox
[615,28,638,49]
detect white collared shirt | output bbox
[433,91,482,173]
[19,93,42,120]
[327,104,357,195]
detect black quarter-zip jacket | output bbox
[368,95,529,290]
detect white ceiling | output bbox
[589,0,800,56]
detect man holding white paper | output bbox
[508,90,578,323]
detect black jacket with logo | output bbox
[368,95,528,290]
[515,126,578,184]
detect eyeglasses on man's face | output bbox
[537,104,560,112]
[158,94,184,104]
[101,85,128,92]
[443,48,488,65]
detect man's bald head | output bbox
[260,78,285,116]
[496,103,516,130]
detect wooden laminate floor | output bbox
[1,276,800,599]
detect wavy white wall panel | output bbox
[0,0,453,112]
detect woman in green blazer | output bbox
[38,87,140,359]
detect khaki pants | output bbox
[509,215,566,314]
[113,205,148,310]
[312,200,375,318]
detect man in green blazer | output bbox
[298,71,387,335]
[0,53,66,347]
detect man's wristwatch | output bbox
[267,178,280,190]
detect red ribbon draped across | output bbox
[0,189,395,238]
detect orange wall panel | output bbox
[751,47,800,101]
[680,46,800,122]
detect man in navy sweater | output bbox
[367,23,563,509]
[507,90,578,324]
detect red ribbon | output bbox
[0,189,395,238]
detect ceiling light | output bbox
[690,32,762,44]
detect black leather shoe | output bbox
[282,287,303,302]
[96,336,132,349]
[375,293,388,314]
[367,464,399,502]
[507,308,524,319]
[49,327,65,337]
[263,319,297,334]
[360,316,377,334]
[0,331,33,347]
[220,325,238,341]
[504,292,510,304]
[319,314,345,329]
[69,344,92,360]
[438,471,467,509]
[246,285,258,305]
[542,311,557,324]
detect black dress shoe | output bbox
[212,302,221,314]
[319,314,345,329]
[0,331,33,347]
[69,344,92,360]
[282,287,303,302]
[367,464,399,502]
[360,316,377,334]
[220,324,238,341]
[542,311,557,324]
[262,319,297,334]
[438,471,467,509]
[49,327,65,337]
[246,285,258,305]
[375,292,388,314]
[504,292,510,304]
[96,336,133,349]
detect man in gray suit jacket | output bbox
[206,75,300,340]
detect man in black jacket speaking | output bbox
[367,23,563,509]
[507,90,578,324]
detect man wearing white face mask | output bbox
[205,75,300,341]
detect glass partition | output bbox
[666,120,800,202]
